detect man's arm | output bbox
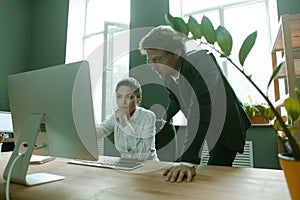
[178,51,224,164]
[163,52,219,183]
[180,94,211,164]
[165,88,180,121]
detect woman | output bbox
[96,77,158,161]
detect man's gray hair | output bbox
[139,25,186,55]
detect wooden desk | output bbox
[0,152,290,200]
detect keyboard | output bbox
[68,158,144,171]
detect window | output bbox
[169,0,279,105]
[66,0,130,155]
[66,1,279,147]
[66,0,130,121]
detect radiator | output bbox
[200,141,254,168]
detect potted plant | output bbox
[165,13,300,199]
[243,96,270,124]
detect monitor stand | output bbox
[3,113,65,186]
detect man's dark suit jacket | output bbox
[164,50,251,164]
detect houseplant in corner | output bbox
[165,13,300,199]
[243,96,270,124]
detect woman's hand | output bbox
[163,164,196,183]
[115,109,129,127]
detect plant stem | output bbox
[204,42,300,160]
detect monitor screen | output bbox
[3,61,98,186]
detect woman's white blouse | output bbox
[96,107,159,161]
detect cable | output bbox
[33,143,47,150]
[5,153,24,200]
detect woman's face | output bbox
[116,85,140,114]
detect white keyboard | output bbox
[68,158,144,171]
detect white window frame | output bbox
[169,0,278,105]
[66,0,130,155]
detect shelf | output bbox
[276,52,300,78]
[272,13,300,52]
[271,13,300,103]
[274,93,289,108]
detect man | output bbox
[139,25,251,183]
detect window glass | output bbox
[170,0,275,104]
[190,10,220,25]
[84,34,103,59]
[86,0,130,34]
[84,1,130,124]
[223,2,272,103]
[170,0,260,16]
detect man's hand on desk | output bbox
[163,164,196,183]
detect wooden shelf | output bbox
[272,13,300,52]
[276,58,300,78]
[272,13,300,104]
[274,93,289,108]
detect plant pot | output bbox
[278,153,300,200]
[250,116,269,124]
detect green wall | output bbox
[0,0,32,111]
[0,0,69,111]
[29,0,69,70]
[246,126,280,169]
[277,0,300,16]
[129,0,170,118]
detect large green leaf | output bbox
[188,16,202,39]
[284,97,300,122]
[273,116,287,131]
[216,26,232,56]
[173,17,189,36]
[261,107,275,121]
[239,31,257,66]
[201,16,216,44]
[267,62,284,89]
[266,107,275,120]
[165,13,174,27]
[273,119,282,131]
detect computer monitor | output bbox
[3,61,98,186]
